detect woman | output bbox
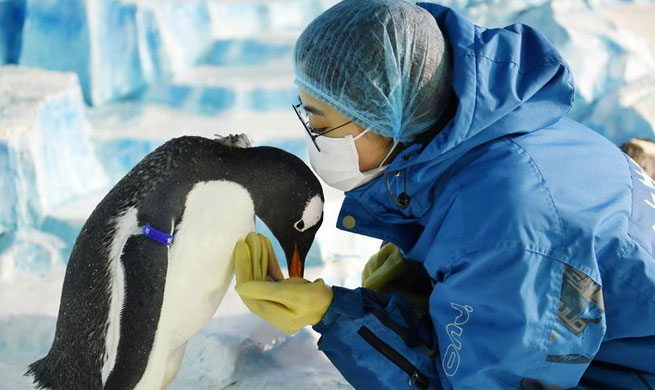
[232,0,655,389]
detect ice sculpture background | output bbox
[1,0,654,389]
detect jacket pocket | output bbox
[358,325,430,389]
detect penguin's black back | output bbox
[26,137,198,389]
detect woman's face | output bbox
[298,90,396,172]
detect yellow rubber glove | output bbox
[233,232,334,335]
[362,243,431,318]
[362,243,408,290]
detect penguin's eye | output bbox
[294,220,305,232]
[295,194,323,232]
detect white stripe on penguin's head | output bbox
[294,194,323,232]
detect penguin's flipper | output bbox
[103,234,168,390]
[213,133,251,148]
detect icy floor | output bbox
[0,257,373,390]
[0,278,357,390]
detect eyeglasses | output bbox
[292,101,352,152]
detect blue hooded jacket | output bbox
[311,3,655,390]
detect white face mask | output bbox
[306,128,399,191]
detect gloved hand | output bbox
[362,243,432,317]
[233,232,334,335]
[362,243,408,290]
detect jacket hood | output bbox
[341,2,575,224]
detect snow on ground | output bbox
[0,261,367,390]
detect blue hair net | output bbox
[293,0,452,143]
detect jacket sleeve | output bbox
[312,246,606,390]
[312,285,444,390]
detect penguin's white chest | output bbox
[127,180,257,390]
[160,180,255,344]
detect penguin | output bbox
[25,134,324,390]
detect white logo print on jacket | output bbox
[442,302,473,377]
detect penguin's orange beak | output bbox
[289,242,304,278]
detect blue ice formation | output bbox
[430,0,549,27]
[513,0,655,121]
[18,0,195,105]
[580,74,655,145]
[202,37,295,67]
[601,0,655,3]
[432,0,654,27]
[94,136,165,185]
[17,0,220,105]
[1,0,654,280]
[15,0,330,106]
[142,61,298,114]
[0,65,110,277]
[0,228,67,279]
[0,0,25,65]
[0,66,108,235]
[429,0,655,138]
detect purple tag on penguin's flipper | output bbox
[142,224,174,246]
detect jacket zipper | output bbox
[357,325,430,389]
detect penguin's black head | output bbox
[239,145,324,278]
[275,191,323,279]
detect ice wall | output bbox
[0,66,108,232]
[202,35,295,67]
[0,229,66,281]
[19,0,172,105]
[426,0,655,140]
[433,0,549,27]
[580,74,655,145]
[430,0,655,122]
[433,0,655,28]
[514,0,655,119]
[143,61,297,114]
[17,0,334,106]
[1,0,653,278]
[0,0,24,64]
[0,66,108,278]
[601,0,655,3]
